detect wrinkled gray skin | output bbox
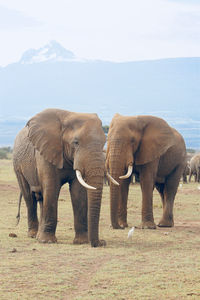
[106,114,186,230]
[13,109,106,247]
[189,153,200,182]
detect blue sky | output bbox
[0,0,200,66]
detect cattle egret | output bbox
[127,227,135,239]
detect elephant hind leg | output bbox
[69,179,88,244]
[158,166,183,227]
[15,171,39,237]
[156,182,172,227]
[155,182,165,205]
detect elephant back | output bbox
[13,127,40,189]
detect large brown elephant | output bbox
[106,114,186,229]
[13,108,106,247]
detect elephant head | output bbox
[25,108,106,246]
[106,113,178,229]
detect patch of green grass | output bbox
[1,160,200,300]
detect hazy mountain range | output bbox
[0,41,199,149]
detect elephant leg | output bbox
[36,183,59,243]
[118,178,130,228]
[182,173,187,183]
[15,172,39,237]
[69,179,88,244]
[188,171,192,182]
[158,166,182,227]
[155,183,169,226]
[138,162,157,229]
[195,173,197,182]
[155,182,164,203]
[197,168,200,182]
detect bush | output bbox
[0,147,12,159]
[102,125,109,134]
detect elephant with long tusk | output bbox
[106,114,186,230]
[13,108,107,247]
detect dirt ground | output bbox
[0,159,200,300]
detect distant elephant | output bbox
[182,153,193,183]
[189,153,200,182]
[13,108,106,247]
[182,161,190,183]
[106,114,186,229]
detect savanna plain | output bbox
[0,159,200,300]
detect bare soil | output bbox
[0,160,200,300]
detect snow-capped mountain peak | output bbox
[19,40,76,64]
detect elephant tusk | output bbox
[76,170,96,190]
[119,165,133,179]
[106,172,120,186]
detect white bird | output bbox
[197,186,200,190]
[127,227,135,239]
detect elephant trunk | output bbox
[108,141,129,229]
[110,179,121,228]
[87,179,103,247]
[84,151,105,247]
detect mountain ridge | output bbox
[19,40,76,64]
[0,42,199,149]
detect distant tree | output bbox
[187,148,196,154]
[0,147,12,159]
[0,149,8,159]
[102,125,109,134]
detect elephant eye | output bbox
[73,138,79,146]
[131,138,135,144]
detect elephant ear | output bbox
[27,109,65,169]
[135,116,176,165]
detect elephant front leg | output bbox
[138,165,157,229]
[36,188,59,243]
[70,179,89,244]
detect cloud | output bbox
[167,0,200,4]
[0,0,200,65]
[0,5,42,29]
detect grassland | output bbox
[0,159,200,300]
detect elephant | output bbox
[182,153,193,183]
[189,153,200,182]
[13,108,107,247]
[106,114,186,230]
[182,161,190,183]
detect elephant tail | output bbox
[16,192,22,226]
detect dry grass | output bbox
[0,159,200,300]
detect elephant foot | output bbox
[158,218,174,227]
[137,221,157,229]
[91,239,106,247]
[36,231,57,243]
[118,220,128,228]
[28,229,38,238]
[111,222,125,229]
[73,232,88,245]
